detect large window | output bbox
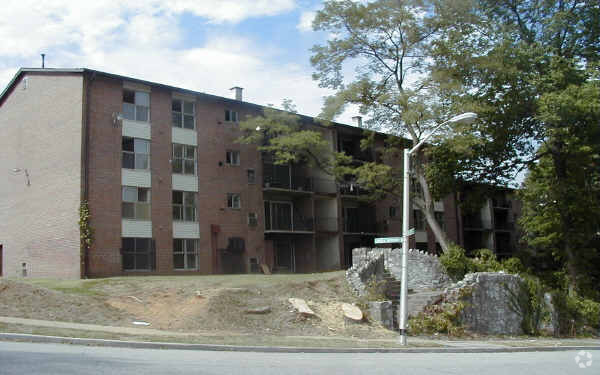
[122,237,155,271]
[172,99,195,129]
[173,239,198,270]
[172,144,196,175]
[123,89,149,122]
[122,137,150,170]
[173,191,196,221]
[122,186,151,220]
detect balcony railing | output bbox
[315,217,339,232]
[263,175,313,192]
[339,182,370,196]
[265,215,314,232]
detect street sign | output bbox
[374,237,403,244]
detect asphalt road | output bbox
[0,341,596,375]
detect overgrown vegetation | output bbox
[408,290,470,337]
[439,245,524,281]
[440,244,600,337]
[79,200,94,252]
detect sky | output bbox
[0,0,361,124]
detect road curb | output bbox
[1,333,598,353]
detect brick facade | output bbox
[0,68,522,278]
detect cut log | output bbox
[342,303,363,322]
[288,298,316,317]
[260,264,271,275]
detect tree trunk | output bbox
[414,155,451,253]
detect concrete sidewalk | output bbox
[1,316,598,353]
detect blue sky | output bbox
[0,0,360,123]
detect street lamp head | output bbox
[448,112,478,124]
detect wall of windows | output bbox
[172,144,196,175]
[122,237,155,271]
[172,191,197,221]
[172,99,195,129]
[173,239,198,270]
[122,137,150,170]
[123,89,149,122]
[122,186,151,220]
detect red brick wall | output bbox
[86,75,124,277]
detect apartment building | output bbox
[0,68,520,278]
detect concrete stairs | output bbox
[406,290,444,317]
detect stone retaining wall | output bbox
[350,247,451,293]
[445,272,525,335]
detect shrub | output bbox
[439,245,472,281]
[408,301,465,337]
[553,290,600,336]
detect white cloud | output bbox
[297,11,316,32]
[166,0,297,23]
[0,0,367,127]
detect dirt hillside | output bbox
[0,273,395,339]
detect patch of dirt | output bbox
[2,274,396,339]
[0,280,132,325]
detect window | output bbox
[248,212,258,227]
[173,191,196,221]
[172,144,196,175]
[122,237,155,271]
[123,89,149,122]
[413,209,425,231]
[227,193,241,209]
[389,206,397,218]
[122,186,151,220]
[173,239,198,270]
[247,169,256,184]
[226,150,240,166]
[435,211,446,231]
[122,137,150,170]
[225,109,238,122]
[172,99,195,129]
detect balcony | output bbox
[263,175,313,192]
[263,163,313,193]
[264,201,314,233]
[339,181,370,197]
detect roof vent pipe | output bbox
[352,115,363,128]
[230,86,243,101]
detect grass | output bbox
[20,271,347,296]
[0,323,440,348]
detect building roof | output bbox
[0,67,370,135]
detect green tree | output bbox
[519,75,600,297]
[237,100,349,174]
[432,0,600,293]
[310,0,489,252]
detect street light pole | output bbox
[398,112,477,346]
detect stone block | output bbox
[369,300,394,330]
